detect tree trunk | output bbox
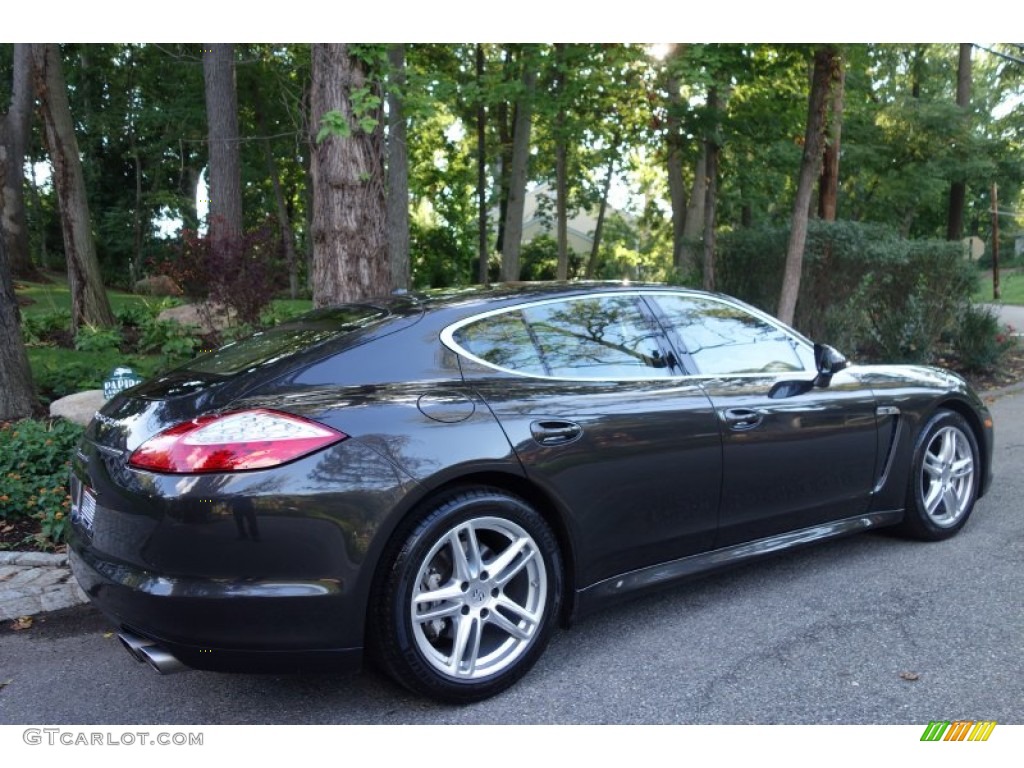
[584,138,619,279]
[203,44,243,244]
[256,109,300,300]
[778,46,834,326]
[702,88,721,292]
[476,44,489,284]
[310,44,389,307]
[31,43,114,333]
[1,44,40,281]
[946,43,972,241]
[665,46,688,271]
[494,48,515,256]
[817,51,845,221]
[500,50,537,282]
[0,230,36,420]
[554,43,570,282]
[679,152,706,276]
[386,44,410,291]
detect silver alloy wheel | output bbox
[410,516,547,680]
[920,425,976,528]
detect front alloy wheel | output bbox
[372,488,562,703]
[901,410,980,540]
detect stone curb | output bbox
[0,551,87,622]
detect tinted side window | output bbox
[453,296,671,379]
[654,295,809,375]
[453,310,547,376]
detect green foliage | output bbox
[951,303,1017,373]
[28,348,161,404]
[0,419,84,548]
[138,318,197,363]
[74,324,122,353]
[316,109,351,142]
[22,310,72,345]
[718,220,977,363]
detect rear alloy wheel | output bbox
[372,489,562,703]
[901,410,980,540]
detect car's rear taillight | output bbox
[128,409,346,473]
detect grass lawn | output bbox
[973,269,1024,305]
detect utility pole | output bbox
[992,182,1000,300]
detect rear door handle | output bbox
[721,408,763,431]
[530,420,583,446]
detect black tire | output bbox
[899,409,980,541]
[370,487,562,703]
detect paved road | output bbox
[985,303,1024,334]
[2,395,1022,725]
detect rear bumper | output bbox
[69,547,363,673]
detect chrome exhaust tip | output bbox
[137,644,189,675]
[117,632,188,675]
[118,631,154,663]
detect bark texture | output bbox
[818,52,845,221]
[664,46,688,272]
[946,43,972,241]
[777,47,834,326]
[0,44,38,280]
[0,231,36,420]
[500,52,537,282]
[476,44,489,284]
[203,44,243,243]
[554,43,570,281]
[386,44,410,291]
[310,44,389,307]
[31,43,114,333]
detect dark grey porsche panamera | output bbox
[68,283,994,702]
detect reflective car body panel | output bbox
[67,283,994,676]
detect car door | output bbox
[446,293,723,588]
[648,292,879,547]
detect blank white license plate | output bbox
[71,478,97,532]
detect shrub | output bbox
[717,220,977,363]
[0,419,84,548]
[148,219,283,324]
[138,317,197,363]
[951,304,1017,373]
[74,324,122,353]
[22,309,72,346]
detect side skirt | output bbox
[575,509,903,617]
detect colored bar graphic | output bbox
[921,720,996,742]
[944,721,973,741]
[968,721,997,742]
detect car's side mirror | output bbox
[813,343,848,388]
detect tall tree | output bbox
[818,50,846,220]
[553,43,570,281]
[0,230,35,420]
[500,47,537,282]
[31,43,114,332]
[310,44,389,306]
[777,46,835,326]
[203,43,243,243]
[386,44,410,291]
[1,44,38,280]
[475,44,488,283]
[946,43,972,241]
[663,45,690,273]
[701,87,722,291]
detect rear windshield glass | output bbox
[184,305,388,377]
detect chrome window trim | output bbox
[440,290,816,383]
